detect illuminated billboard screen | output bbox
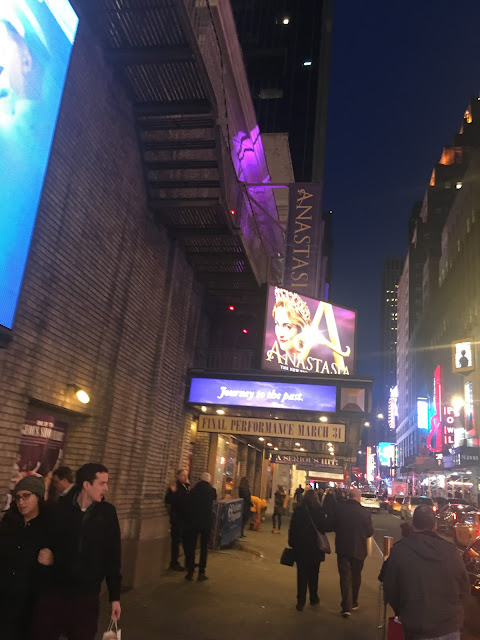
[188,377,337,412]
[452,339,474,373]
[0,0,78,332]
[378,442,395,467]
[417,398,429,430]
[262,286,356,377]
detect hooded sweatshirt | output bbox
[383,531,470,640]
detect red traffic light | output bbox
[228,305,235,311]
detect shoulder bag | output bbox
[306,507,331,554]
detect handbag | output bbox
[387,616,404,640]
[102,619,121,640]
[280,547,295,566]
[306,507,331,554]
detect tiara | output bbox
[274,288,311,325]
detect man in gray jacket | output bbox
[383,505,470,640]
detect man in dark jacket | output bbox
[383,505,470,640]
[183,472,217,582]
[164,468,189,570]
[334,487,374,617]
[30,463,122,640]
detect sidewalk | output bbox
[96,522,386,640]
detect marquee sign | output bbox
[197,415,345,442]
[272,454,340,467]
[262,286,356,377]
[189,377,337,412]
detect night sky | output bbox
[323,0,480,401]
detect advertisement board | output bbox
[378,442,395,468]
[4,409,67,508]
[189,377,337,412]
[198,415,345,442]
[452,339,474,373]
[0,0,78,333]
[262,286,356,377]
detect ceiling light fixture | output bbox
[216,409,225,415]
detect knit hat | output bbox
[15,475,45,499]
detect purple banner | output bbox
[284,183,323,298]
[262,285,356,377]
[188,377,336,411]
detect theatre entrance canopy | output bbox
[187,371,373,462]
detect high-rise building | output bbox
[396,98,480,473]
[380,258,403,404]
[232,0,333,182]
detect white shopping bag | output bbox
[102,619,121,639]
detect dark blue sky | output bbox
[323,1,480,400]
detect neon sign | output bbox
[427,366,443,453]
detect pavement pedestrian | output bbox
[238,476,253,537]
[164,468,190,570]
[294,484,304,503]
[0,476,53,640]
[272,484,287,533]
[184,472,217,582]
[51,466,75,502]
[288,488,328,611]
[383,505,470,640]
[334,487,374,617]
[29,462,122,640]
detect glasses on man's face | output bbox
[15,492,33,502]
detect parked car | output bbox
[360,492,381,512]
[453,510,480,548]
[388,496,405,514]
[436,502,476,536]
[462,537,480,594]
[400,496,435,520]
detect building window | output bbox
[259,88,284,100]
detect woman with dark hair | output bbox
[0,475,53,639]
[238,477,253,538]
[272,484,287,533]
[288,489,328,611]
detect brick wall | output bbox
[0,18,203,587]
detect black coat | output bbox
[47,492,122,601]
[383,531,470,640]
[0,507,52,638]
[238,486,252,519]
[164,480,190,524]
[185,481,217,531]
[333,499,374,559]
[273,491,286,515]
[288,504,327,564]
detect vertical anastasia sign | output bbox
[262,286,356,377]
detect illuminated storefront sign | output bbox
[272,454,340,468]
[465,382,474,433]
[378,442,395,467]
[197,415,345,442]
[417,398,429,430]
[388,386,398,430]
[0,0,79,333]
[442,406,455,447]
[452,339,474,373]
[366,446,375,483]
[427,366,443,453]
[189,377,337,412]
[262,285,356,377]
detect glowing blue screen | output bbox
[0,0,78,330]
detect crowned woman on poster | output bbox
[269,288,311,361]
